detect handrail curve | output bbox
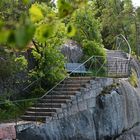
[116,34,131,60]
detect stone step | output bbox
[21,115,46,122]
[61,80,90,84]
[54,87,80,91]
[57,83,85,88]
[106,50,125,53]
[39,99,70,103]
[25,111,55,116]
[42,95,72,99]
[63,77,91,81]
[28,107,57,112]
[51,90,77,95]
[35,103,62,108]
[66,77,92,80]
[21,76,93,122]
[106,52,127,58]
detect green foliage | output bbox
[57,0,74,18]
[15,55,28,71]
[82,40,106,77]
[0,57,14,79]
[129,69,138,87]
[0,100,33,121]
[68,5,106,64]
[82,40,105,57]
[72,7,102,43]
[57,0,87,18]
[30,44,66,86]
[0,100,18,121]
[15,20,35,49]
[66,23,76,37]
[35,23,56,42]
[0,0,87,50]
[93,0,136,51]
[136,7,140,21]
[29,3,44,23]
[30,86,46,98]
[0,49,28,101]
[0,51,27,79]
[0,0,138,99]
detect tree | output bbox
[135,7,140,56]
[93,0,136,51]
[69,4,105,60]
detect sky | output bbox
[132,0,140,7]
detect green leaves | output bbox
[0,29,10,44]
[57,0,73,18]
[29,4,44,23]
[0,19,35,50]
[23,0,32,5]
[57,0,87,18]
[32,50,41,60]
[15,22,35,49]
[31,45,66,86]
[35,23,56,43]
[15,56,28,71]
[66,24,76,37]
[136,7,140,21]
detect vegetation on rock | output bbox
[0,0,140,121]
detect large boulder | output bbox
[61,40,83,63]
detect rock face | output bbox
[116,124,140,140]
[17,78,140,140]
[115,123,140,140]
[60,40,83,63]
[16,57,140,140]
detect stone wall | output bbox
[15,56,140,140]
[51,78,113,121]
[17,78,140,140]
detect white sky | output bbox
[132,0,140,7]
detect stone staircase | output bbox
[106,50,130,77]
[20,50,130,122]
[21,77,93,122]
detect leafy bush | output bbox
[81,40,106,76]
[30,44,66,87]
[0,49,28,100]
[129,69,138,88]
[82,40,106,57]
[69,5,106,66]
[71,7,102,43]
[0,99,33,121]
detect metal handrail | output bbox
[0,55,96,104]
[0,54,131,124]
[0,55,130,105]
[116,34,131,60]
[41,55,95,98]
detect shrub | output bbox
[82,40,106,57]
[129,69,138,88]
[30,45,67,87]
